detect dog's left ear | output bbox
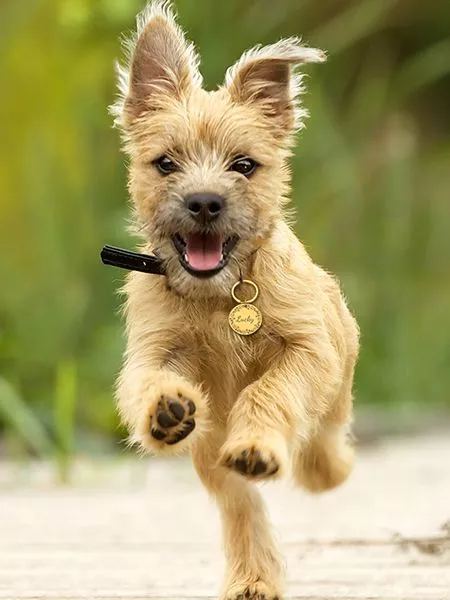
[224,38,325,137]
[111,1,202,129]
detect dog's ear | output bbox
[224,38,325,136]
[112,1,202,127]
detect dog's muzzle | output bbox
[172,232,239,278]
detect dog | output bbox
[111,2,360,598]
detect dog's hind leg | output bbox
[292,350,356,493]
[192,432,284,600]
[292,422,354,492]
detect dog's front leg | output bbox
[220,343,340,479]
[116,345,208,454]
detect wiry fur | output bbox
[112,3,359,599]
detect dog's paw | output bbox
[223,580,281,600]
[150,393,196,445]
[225,447,279,478]
[133,380,208,454]
[220,439,286,481]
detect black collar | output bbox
[100,245,165,276]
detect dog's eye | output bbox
[153,155,178,175]
[229,157,258,177]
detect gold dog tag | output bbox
[228,280,262,336]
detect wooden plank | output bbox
[0,434,449,600]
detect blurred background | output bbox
[1,0,449,477]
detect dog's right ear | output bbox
[111,1,202,128]
[224,38,325,138]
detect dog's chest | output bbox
[185,305,283,384]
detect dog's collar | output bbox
[100,245,165,276]
[100,244,261,279]
[101,244,264,336]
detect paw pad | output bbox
[232,589,279,600]
[224,446,279,479]
[150,394,196,445]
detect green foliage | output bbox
[54,359,77,481]
[0,0,449,457]
[0,377,55,456]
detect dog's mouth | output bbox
[172,233,239,278]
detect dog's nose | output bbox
[184,193,225,224]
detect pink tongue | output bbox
[186,233,223,270]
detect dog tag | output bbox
[228,279,263,336]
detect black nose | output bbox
[184,193,225,224]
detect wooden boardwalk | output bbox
[1,433,449,599]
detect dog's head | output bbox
[112,1,325,297]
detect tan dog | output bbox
[112,2,359,598]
